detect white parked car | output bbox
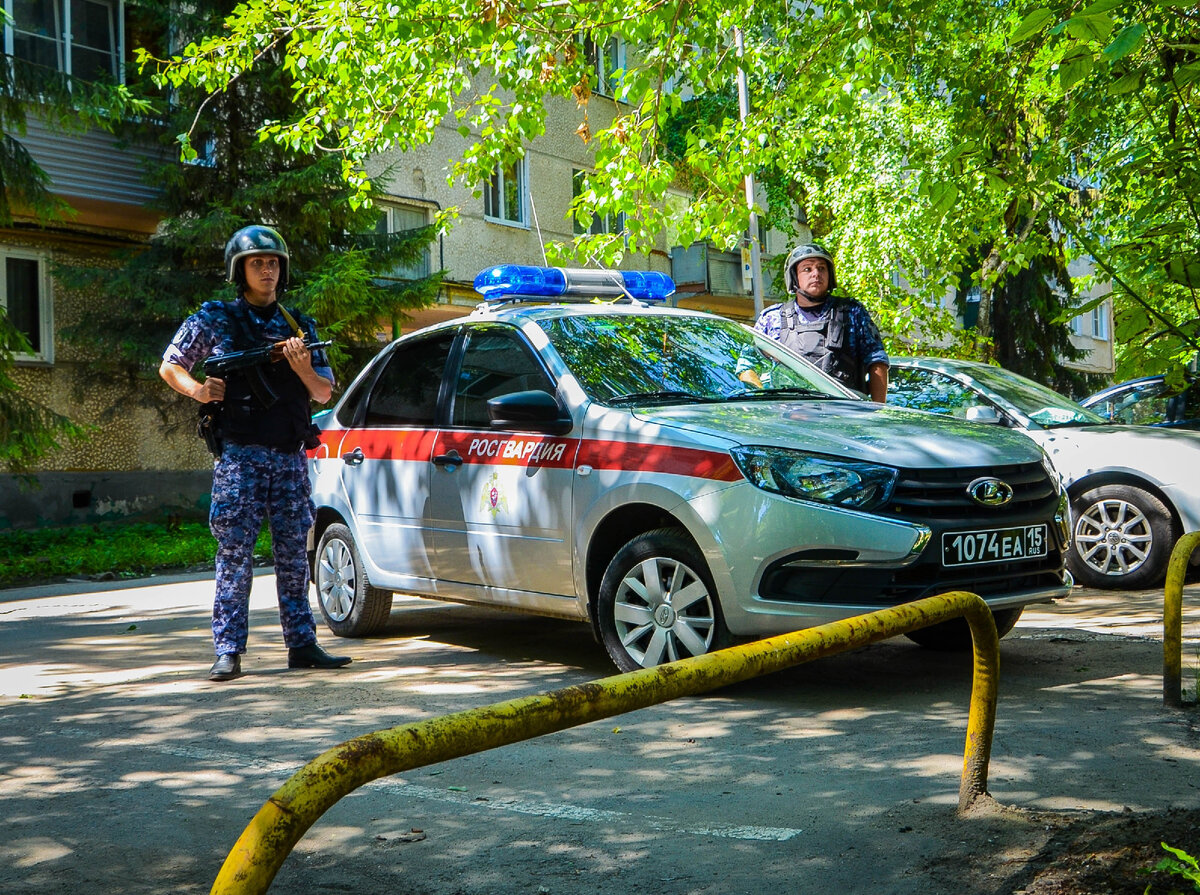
[306,268,1072,669]
[889,357,1200,590]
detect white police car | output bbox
[307,266,1072,670]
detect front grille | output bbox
[885,461,1058,523]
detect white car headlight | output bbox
[730,446,897,511]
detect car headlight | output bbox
[730,446,897,511]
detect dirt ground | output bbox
[4,571,1200,894]
[916,798,1199,894]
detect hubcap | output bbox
[318,538,357,621]
[612,556,716,668]
[1073,498,1153,578]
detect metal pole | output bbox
[1163,530,1200,707]
[211,592,1000,894]
[735,28,765,317]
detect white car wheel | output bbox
[597,527,730,672]
[1069,484,1177,590]
[314,523,393,637]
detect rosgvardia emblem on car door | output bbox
[966,476,1015,507]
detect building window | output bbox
[373,202,432,281]
[581,34,625,96]
[7,0,121,82]
[2,251,52,362]
[484,159,527,226]
[1069,300,1110,340]
[571,169,624,236]
[1091,302,1109,340]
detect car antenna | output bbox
[528,189,549,267]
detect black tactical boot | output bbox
[287,642,352,669]
[209,654,242,681]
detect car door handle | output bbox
[432,449,462,469]
[341,447,365,466]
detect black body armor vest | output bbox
[220,302,314,450]
[775,297,864,393]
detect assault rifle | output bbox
[203,340,331,408]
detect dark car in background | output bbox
[1081,374,1200,431]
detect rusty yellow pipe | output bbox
[1163,531,1200,708]
[212,591,1000,895]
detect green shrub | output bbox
[1146,843,1200,893]
[0,520,272,588]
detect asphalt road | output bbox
[1,573,1199,894]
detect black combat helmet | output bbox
[225,225,290,287]
[784,243,836,294]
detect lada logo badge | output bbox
[966,477,1014,507]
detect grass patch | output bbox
[0,519,273,589]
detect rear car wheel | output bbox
[904,607,1023,651]
[314,523,393,637]
[596,527,731,672]
[1068,484,1177,590]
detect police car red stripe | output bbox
[314,428,743,482]
[577,439,742,482]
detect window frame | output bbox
[1090,302,1109,340]
[5,0,125,83]
[570,168,625,237]
[373,200,433,282]
[2,248,54,364]
[580,33,625,97]
[483,157,529,228]
[449,325,557,429]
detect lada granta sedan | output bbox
[306,266,1072,671]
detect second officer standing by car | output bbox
[741,243,890,402]
[159,224,351,682]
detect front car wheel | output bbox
[596,527,731,672]
[1068,484,1177,590]
[904,607,1023,650]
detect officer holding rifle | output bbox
[159,224,350,682]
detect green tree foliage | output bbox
[57,1,441,416]
[111,0,1200,382]
[1011,0,1200,380]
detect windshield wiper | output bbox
[607,390,716,406]
[724,386,837,401]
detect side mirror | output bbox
[487,390,573,435]
[964,405,1002,425]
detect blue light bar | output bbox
[473,265,675,302]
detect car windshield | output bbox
[965,364,1109,428]
[539,313,851,405]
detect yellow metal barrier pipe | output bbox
[1163,530,1200,708]
[212,591,1000,895]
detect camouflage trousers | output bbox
[209,443,317,656]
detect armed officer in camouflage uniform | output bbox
[159,225,350,682]
[742,243,889,402]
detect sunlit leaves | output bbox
[132,0,1200,375]
[1013,9,1056,44]
[1102,24,1147,61]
